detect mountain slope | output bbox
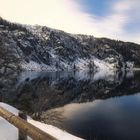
[0,17,140,73]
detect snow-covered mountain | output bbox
[0,17,140,73]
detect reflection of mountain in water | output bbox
[0,70,140,116]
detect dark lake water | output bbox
[1,70,140,140]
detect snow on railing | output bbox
[0,106,57,140]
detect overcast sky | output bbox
[0,0,140,44]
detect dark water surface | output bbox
[53,93,140,140]
[1,70,140,140]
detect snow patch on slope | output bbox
[20,54,117,73]
[21,61,57,71]
[75,58,89,70]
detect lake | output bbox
[0,70,140,140]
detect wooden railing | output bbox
[0,106,57,140]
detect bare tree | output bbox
[73,63,76,70]
[88,60,94,72]
[88,60,94,70]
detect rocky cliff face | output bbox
[0,17,140,73]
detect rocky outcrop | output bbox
[0,17,140,73]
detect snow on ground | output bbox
[94,58,115,72]
[29,119,83,140]
[21,61,57,71]
[74,57,115,71]
[20,54,117,73]
[75,58,89,70]
[21,61,43,71]
[0,103,83,140]
[0,103,19,140]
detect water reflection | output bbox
[49,93,140,140]
[0,70,140,113]
[0,70,140,139]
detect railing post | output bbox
[18,111,27,140]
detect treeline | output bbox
[0,17,27,32]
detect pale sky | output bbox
[0,0,140,44]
